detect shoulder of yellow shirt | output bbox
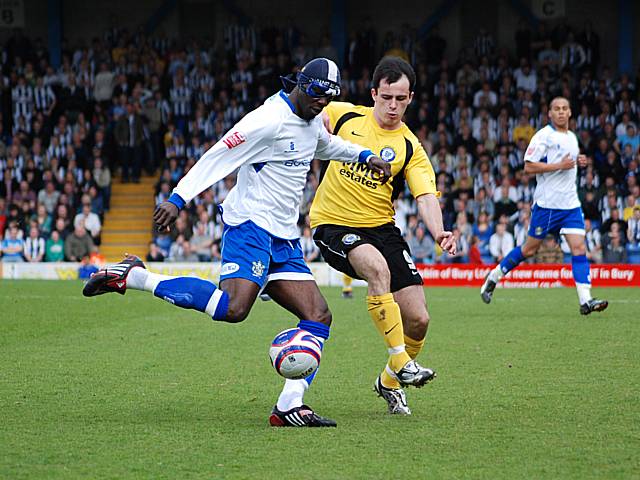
[325,101,367,122]
[327,102,422,144]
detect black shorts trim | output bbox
[313,224,423,292]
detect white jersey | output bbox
[524,124,581,210]
[173,91,370,239]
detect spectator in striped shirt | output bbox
[24,224,45,262]
[170,74,192,134]
[32,76,56,117]
[12,76,33,121]
[473,29,494,58]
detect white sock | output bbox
[576,283,592,305]
[204,289,225,317]
[489,265,504,282]
[276,379,308,411]
[127,267,171,293]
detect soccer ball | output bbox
[269,328,322,379]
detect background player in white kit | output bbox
[480,97,608,315]
[82,58,395,427]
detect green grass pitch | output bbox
[1,281,639,479]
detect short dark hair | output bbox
[372,56,416,91]
[549,96,570,108]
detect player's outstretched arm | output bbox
[159,109,276,231]
[173,107,276,203]
[416,193,457,255]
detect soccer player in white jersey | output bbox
[83,58,394,427]
[480,97,608,315]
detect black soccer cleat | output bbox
[480,274,497,304]
[82,254,146,297]
[341,289,354,299]
[580,298,609,315]
[269,404,337,427]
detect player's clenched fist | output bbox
[153,201,179,232]
[436,231,457,255]
[367,155,392,184]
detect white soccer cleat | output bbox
[374,376,411,415]
[480,274,497,304]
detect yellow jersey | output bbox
[310,102,437,228]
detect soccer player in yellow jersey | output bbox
[310,57,457,415]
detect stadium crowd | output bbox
[1,19,639,264]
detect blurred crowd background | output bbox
[1,19,639,265]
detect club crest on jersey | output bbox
[222,131,246,149]
[252,260,265,278]
[342,234,361,245]
[380,147,396,162]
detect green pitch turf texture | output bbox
[1,281,638,480]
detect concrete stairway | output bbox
[100,176,156,262]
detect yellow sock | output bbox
[380,369,400,389]
[342,274,353,293]
[404,334,425,359]
[380,335,426,389]
[367,293,411,373]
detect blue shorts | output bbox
[528,204,585,239]
[219,221,314,288]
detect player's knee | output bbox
[422,310,430,329]
[310,305,332,327]
[407,311,429,338]
[521,243,537,257]
[224,300,251,323]
[571,244,586,256]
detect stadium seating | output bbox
[0,22,638,265]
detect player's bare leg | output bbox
[349,245,430,380]
[481,236,543,303]
[264,279,336,427]
[348,245,434,415]
[564,233,608,315]
[349,245,410,370]
[265,279,332,326]
[218,278,260,322]
[395,285,433,379]
[394,285,429,341]
[374,285,436,415]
